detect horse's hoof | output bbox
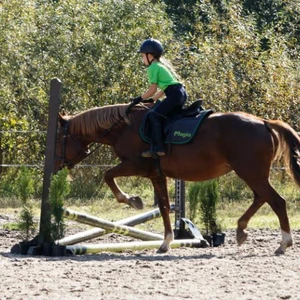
[275,246,285,255]
[128,196,144,210]
[274,241,292,255]
[156,245,169,254]
[236,228,248,246]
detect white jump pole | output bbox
[66,239,204,255]
[58,206,174,245]
[62,208,164,241]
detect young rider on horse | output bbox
[131,38,187,158]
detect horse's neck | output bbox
[75,107,145,146]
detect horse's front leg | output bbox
[151,177,174,253]
[104,162,144,210]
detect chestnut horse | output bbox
[55,103,300,254]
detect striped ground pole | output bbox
[58,205,175,246]
[62,208,164,241]
[66,239,204,255]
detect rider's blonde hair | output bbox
[160,56,183,84]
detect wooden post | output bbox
[38,78,61,244]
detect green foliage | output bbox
[166,0,300,128]
[0,167,42,202]
[2,222,20,231]
[14,166,35,240]
[218,172,253,202]
[187,182,200,221]
[188,180,222,235]
[49,168,70,241]
[19,205,35,241]
[1,0,299,204]
[0,169,20,199]
[0,0,174,178]
[0,0,172,119]
[15,166,34,203]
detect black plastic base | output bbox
[203,233,226,247]
[10,241,67,256]
[173,228,195,239]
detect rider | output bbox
[131,38,188,158]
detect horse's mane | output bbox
[67,103,131,135]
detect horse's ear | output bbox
[58,113,64,124]
[58,112,67,127]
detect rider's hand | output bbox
[131,96,143,105]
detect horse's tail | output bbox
[265,119,300,187]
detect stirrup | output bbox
[141,150,153,158]
[156,150,165,156]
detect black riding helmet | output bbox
[138,38,164,58]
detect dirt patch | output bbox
[0,213,299,300]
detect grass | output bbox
[1,173,300,236]
[2,222,20,231]
[215,199,300,230]
[186,171,300,231]
[0,197,22,209]
[2,196,300,239]
[64,197,166,234]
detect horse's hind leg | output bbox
[236,191,264,246]
[265,186,293,254]
[237,180,293,254]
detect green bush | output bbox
[187,182,201,221]
[49,168,70,241]
[15,166,34,203]
[218,173,252,202]
[188,180,222,235]
[19,206,35,241]
[15,166,36,241]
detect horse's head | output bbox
[54,113,90,173]
[54,103,143,173]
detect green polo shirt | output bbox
[147,61,179,91]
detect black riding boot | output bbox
[142,114,165,158]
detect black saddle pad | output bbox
[139,109,213,145]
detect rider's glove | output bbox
[131,96,143,105]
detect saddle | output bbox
[177,99,204,117]
[139,100,213,145]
